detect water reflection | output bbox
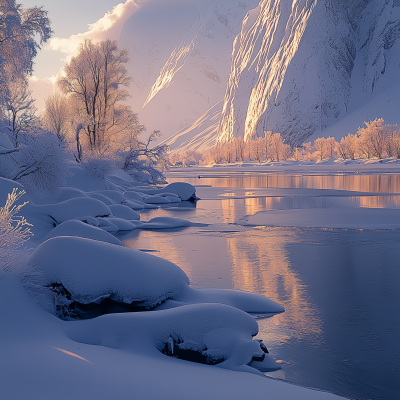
[121,173,400,399]
[169,173,400,193]
[226,228,322,341]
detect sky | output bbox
[20,0,142,79]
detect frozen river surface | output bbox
[122,173,400,400]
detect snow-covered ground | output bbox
[0,164,347,399]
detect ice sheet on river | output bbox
[239,207,400,230]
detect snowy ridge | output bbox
[159,100,222,153]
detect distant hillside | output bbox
[159,101,222,153]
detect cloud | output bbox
[48,0,144,57]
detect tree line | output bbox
[0,0,168,197]
[169,118,400,166]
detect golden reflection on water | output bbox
[170,174,400,193]
[123,233,194,281]
[220,197,283,223]
[226,227,321,344]
[357,195,400,209]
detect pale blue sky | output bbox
[21,0,123,78]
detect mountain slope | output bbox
[217,0,400,146]
[119,0,259,140]
[159,101,222,153]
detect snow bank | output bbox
[0,270,343,399]
[44,220,124,246]
[134,182,197,201]
[57,187,88,202]
[87,192,116,205]
[40,197,111,224]
[109,204,140,220]
[239,207,400,230]
[141,217,204,229]
[28,236,190,318]
[156,285,285,314]
[0,177,29,205]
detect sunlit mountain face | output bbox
[120,0,400,151]
[218,0,400,146]
[119,0,260,141]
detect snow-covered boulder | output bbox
[57,187,88,202]
[95,217,119,232]
[27,236,190,319]
[163,182,196,201]
[104,217,137,231]
[94,190,126,204]
[109,204,140,220]
[44,220,124,246]
[133,182,197,201]
[0,177,29,206]
[142,195,171,204]
[124,190,144,202]
[156,285,285,314]
[41,198,111,224]
[87,192,116,206]
[123,199,145,210]
[142,217,200,229]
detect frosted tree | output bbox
[58,39,138,156]
[264,131,272,161]
[41,93,70,142]
[357,118,386,159]
[314,138,327,161]
[326,137,337,158]
[0,0,52,101]
[271,133,287,161]
[0,66,38,146]
[336,133,358,160]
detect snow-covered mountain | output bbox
[218,0,400,146]
[118,0,260,140]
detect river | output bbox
[122,172,400,400]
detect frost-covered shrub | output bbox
[0,188,32,272]
[118,130,169,185]
[81,153,115,179]
[11,130,69,197]
[0,125,69,197]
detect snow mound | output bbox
[134,182,196,201]
[44,220,124,246]
[41,197,111,224]
[156,286,285,314]
[0,177,29,205]
[123,190,144,202]
[123,199,145,210]
[57,187,88,202]
[142,217,202,229]
[104,217,137,231]
[109,204,140,220]
[28,236,190,319]
[94,190,126,204]
[87,192,116,205]
[142,195,171,204]
[68,303,279,374]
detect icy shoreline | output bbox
[0,165,346,399]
